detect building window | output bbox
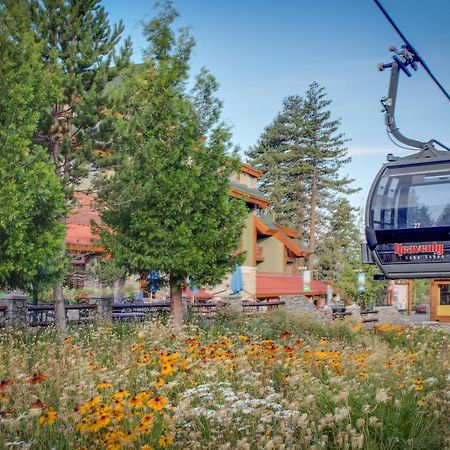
[440,284,450,305]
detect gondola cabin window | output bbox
[370,162,450,230]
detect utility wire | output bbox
[373,0,450,102]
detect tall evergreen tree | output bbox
[248,83,359,269]
[315,199,360,283]
[96,3,247,329]
[0,2,66,290]
[26,0,131,336]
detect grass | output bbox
[0,311,448,449]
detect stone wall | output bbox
[0,293,28,328]
[280,295,331,321]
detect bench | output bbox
[360,309,379,324]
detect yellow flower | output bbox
[319,338,330,346]
[76,396,102,415]
[141,445,153,450]
[161,363,174,376]
[97,381,113,390]
[159,436,168,447]
[39,408,57,425]
[155,378,165,388]
[137,331,146,340]
[112,390,130,400]
[148,396,168,411]
[104,429,134,450]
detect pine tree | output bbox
[248,83,359,269]
[96,3,247,329]
[0,2,66,290]
[247,95,309,234]
[315,199,360,283]
[27,0,131,336]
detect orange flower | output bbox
[25,373,48,384]
[280,331,292,339]
[30,399,45,410]
[0,378,13,390]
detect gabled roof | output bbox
[256,273,328,298]
[229,181,270,208]
[255,214,311,257]
[241,163,262,178]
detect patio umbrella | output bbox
[230,265,244,295]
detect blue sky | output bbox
[102,0,450,210]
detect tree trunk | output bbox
[50,117,68,340]
[308,169,318,272]
[169,274,184,331]
[53,284,67,340]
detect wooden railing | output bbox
[28,303,97,326]
[241,300,285,313]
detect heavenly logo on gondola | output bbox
[394,242,444,257]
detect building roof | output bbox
[229,181,270,208]
[256,273,328,298]
[241,163,262,178]
[255,214,311,257]
[65,193,103,253]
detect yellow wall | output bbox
[436,305,450,317]
[241,213,255,267]
[257,236,285,273]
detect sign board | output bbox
[327,286,333,303]
[303,270,311,293]
[357,272,365,293]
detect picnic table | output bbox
[360,309,379,323]
[112,302,170,320]
[28,303,97,326]
[331,307,352,319]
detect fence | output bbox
[0,294,285,328]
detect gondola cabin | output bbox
[365,149,450,279]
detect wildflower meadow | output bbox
[0,312,448,449]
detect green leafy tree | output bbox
[26,0,131,336]
[248,83,359,270]
[96,3,247,329]
[0,2,66,290]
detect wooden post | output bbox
[430,280,438,321]
[407,280,413,316]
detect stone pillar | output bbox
[91,295,113,322]
[223,294,242,313]
[0,292,29,328]
[346,304,361,320]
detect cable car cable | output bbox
[373,0,450,103]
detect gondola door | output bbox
[430,280,450,322]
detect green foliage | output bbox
[0,3,66,290]
[247,83,359,239]
[413,279,431,306]
[30,0,132,191]
[96,3,247,288]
